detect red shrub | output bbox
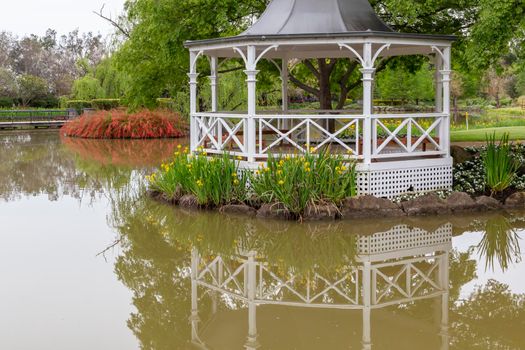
[61,109,188,139]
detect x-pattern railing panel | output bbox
[256,264,359,306]
[372,114,445,157]
[371,256,443,305]
[197,256,247,297]
[194,114,247,154]
[257,115,362,157]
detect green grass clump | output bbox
[250,148,357,215]
[482,132,520,196]
[147,146,248,206]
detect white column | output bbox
[244,252,260,349]
[209,56,221,144]
[440,47,452,157]
[361,42,375,165]
[245,46,259,162]
[362,261,372,350]
[189,51,199,152]
[434,55,443,113]
[281,56,289,113]
[190,249,201,343]
[209,56,219,112]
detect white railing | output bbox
[371,113,448,159]
[192,113,248,157]
[191,112,449,161]
[256,114,364,158]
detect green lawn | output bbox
[450,126,525,142]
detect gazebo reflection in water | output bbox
[189,223,452,350]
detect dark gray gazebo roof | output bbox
[242,0,392,35]
[185,0,455,57]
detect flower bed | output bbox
[61,109,187,139]
[147,148,358,220]
[453,143,525,200]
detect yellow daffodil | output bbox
[177,144,182,149]
[278,180,285,185]
[233,179,240,185]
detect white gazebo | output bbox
[184,0,455,198]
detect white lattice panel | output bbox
[357,164,452,198]
[358,224,452,255]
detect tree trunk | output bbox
[317,59,335,131]
[453,96,458,122]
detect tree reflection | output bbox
[0,131,80,201]
[107,192,525,349]
[0,131,180,202]
[452,280,525,349]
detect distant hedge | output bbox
[91,99,121,110]
[66,100,93,114]
[65,99,122,114]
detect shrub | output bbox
[0,97,14,108]
[66,100,93,114]
[148,148,248,206]
[517,96,525,107]
[30,95,59,108]
[250,149,357,216]
[156,98,175,110]
[92,99,121,110]
[61,109,187,139]
[483,132,520,196]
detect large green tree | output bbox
[111,0,525,108]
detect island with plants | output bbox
[147,133,525,221]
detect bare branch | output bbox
[96,238,122,262]
[94,4,130,38]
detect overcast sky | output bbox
[0,0,126,37]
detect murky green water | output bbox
[0,131,524,350]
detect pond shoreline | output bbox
[148,190,525,222]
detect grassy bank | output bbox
[451,127,525,142]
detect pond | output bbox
[0,130,524,350]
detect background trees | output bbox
[0,29,107,108]
[104,0,525,109]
